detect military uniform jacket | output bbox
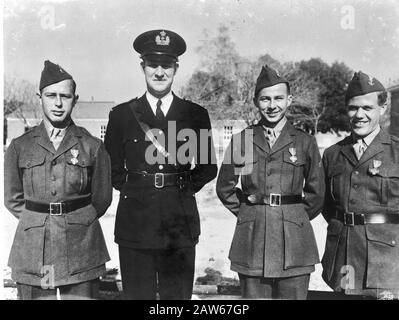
[322,130,399,295]
[216,122,324,277]
[4,122,112,286]
[104,94,217,249]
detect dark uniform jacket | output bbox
[4,122,112,286]
[216,122,325,277]
[104,93,217,249]
[322,129,399,295]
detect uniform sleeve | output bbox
[322,151,335,222]
[302,136,325,220]
[4,140,24,219]
[104,109,127,191]
[91,141,113,218]
[190,108,218,192]
[216,139,243,216]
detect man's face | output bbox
[254,83,292,126]
[39,79,77,128]
[141,57,178,98]
[347,92,386,138]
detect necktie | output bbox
[353,138,367,160]
[265,128,276,147]
[50,128,62,150]
[156,99,165,120]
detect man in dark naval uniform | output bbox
[216,65,325,299]
[322,71,399,299]
[104,29,217,300]
[4,61,112,299]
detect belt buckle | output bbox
[344,212,355,226]
[269,193,281,207]
[49,202,63,215]
[155,173,164,188]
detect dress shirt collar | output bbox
[146,91,174,116]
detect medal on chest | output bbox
[369,159,382,175]
[289,147,297,163]
[70,149,79,165]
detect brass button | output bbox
[354,171,359,175]
[133,139,138,143]
[159,165,164,170]
[159,131,163,135]
[392,240,396,245]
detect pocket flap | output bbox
[375,166,399,178]
[19,155,46,169]
[66,205,98,226]
[66,156,92,167]
[282,209,305,227]
[21,212,47,230]
[283,152,305,166]
[366,224,397,247]
[237,210,256,224]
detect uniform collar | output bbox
[145,91,174,116]
[43,118,71,140]
[262,117,287,140]
[352,125,381,147]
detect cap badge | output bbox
[368,75,374,86]
[289,147,297,163]
[70,149,79,165]
[369,159,382,175]
[155,30,170,46]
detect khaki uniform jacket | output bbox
[4,122,112,286]
[216,122,324,277]
[322,129,399,295]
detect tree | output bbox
[181,26,354,133]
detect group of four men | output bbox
[4,29,399,300]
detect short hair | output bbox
[377,91,388,106]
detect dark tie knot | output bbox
[156,99,165,120]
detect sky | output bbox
[3,0,399,104]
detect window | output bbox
[223,125,233,141]
[100,125,107,141]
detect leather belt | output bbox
[25,196,92,215]
[243,193,303,207]
[335,210,399,226]
[127,171,191,188]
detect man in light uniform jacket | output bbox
[216,65,325,299]
[322,71,399,299]
[4,60,112,300]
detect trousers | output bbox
[119,246,195,300]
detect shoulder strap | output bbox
[128,100,170,158]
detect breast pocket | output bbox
[65,155,93,194]
[280,152,306,193]
[18,155,46,196]
[372,166,399,206]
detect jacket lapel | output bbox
[53,123,80,159]
[135,94,158,128]
[269,122,294,156]
[252,125,270,154]
[357,130,391,167]
[165,93,184,122]
[34,122,56,154]
[339,137,358,167]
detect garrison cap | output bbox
[255,65,289,96]
[133,29,186,61]
[39,60,73,91]
[345,71,385,103]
